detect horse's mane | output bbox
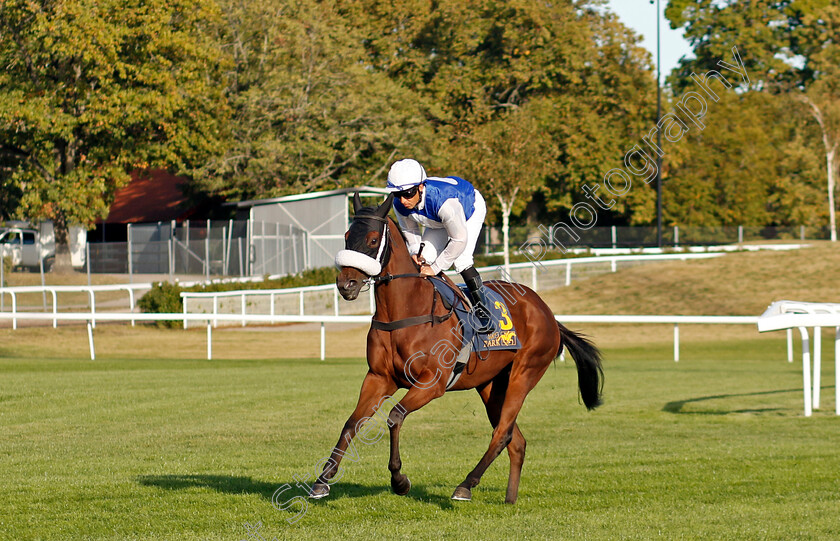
[388,215,409,245]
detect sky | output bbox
[605,0,695,83]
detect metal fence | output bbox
[481,224,832,253]
[87,220,307,278]
[250,221,308,276]
[80,220,829,279]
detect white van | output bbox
[0,227,56,271]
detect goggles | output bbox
[394,185,420,200]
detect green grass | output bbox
[1,328,838,540]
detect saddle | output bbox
[428,277,522,390]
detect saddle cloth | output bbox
[428,277,522,354]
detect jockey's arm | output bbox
[396,212,422,253]
[429,199,468,274]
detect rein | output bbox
[369,272,425,284]
[367,273,459,332]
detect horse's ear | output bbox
[377,193,394,217]
[353,192,362,213]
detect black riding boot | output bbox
[460,266,494,334]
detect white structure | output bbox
[758,300,840,416]
[177,252,729,327]
[0,310,759,366]
[229,187,390,274]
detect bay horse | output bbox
[309,193,602,504]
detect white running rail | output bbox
[0,284,143,329]
[0,274,296,330]
[758,300,840,416]
[179,253,727,325]
[0,311,757,364]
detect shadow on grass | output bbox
[136,474,454,511]
[661,386,832,414]
[137,474,278,499]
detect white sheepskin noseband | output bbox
[335,249,382,276]
[335,221,389,276]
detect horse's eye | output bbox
[365,231,380,248]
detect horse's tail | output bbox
[557,322,603,410]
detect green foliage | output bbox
[442,99,558,219]
[0,0,658,234]
[137,282,185,328]
[196,267,338,293]
[188,0,434,200]
[666,0,839,230]
[181,0,658,227]
[341,0,657,225]
[663,91,825,227]
[7,0,837,245]
[0,0,231,244]
[256,266,338,289]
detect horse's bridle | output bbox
[351,214,392,274]
[348,214,428,285]
[342,214,458,331]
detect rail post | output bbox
[797,327,812,417]
[813,326,821,410]
[207,323,212,360]
[674,324,679,362]
[320,322,325,361]
[87,321,95,360]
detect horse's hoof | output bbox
[391,475,411,496]
[308,483,330,499]
[451,486,472,501]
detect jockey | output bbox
[386,158,493,333]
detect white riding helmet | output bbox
[386,159,427,192]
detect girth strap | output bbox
[370,288,455,331]
[370,312,453,331]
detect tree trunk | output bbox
[802,95,838,242]
[49,140,77,272]
[52,210,74,273]
[828,147,837,242]
[524,192,541,226]
[502,206,511,275]
[497,191,517,276]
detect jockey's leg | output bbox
[460,266,494,334]
[456,192,493,333]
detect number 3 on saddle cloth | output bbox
[428,277,522,390]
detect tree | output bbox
[0,0,231,267]
[543,5,658,225]
[187,0,433,201]
[337,0,657,226]
[796,5,840,239]
[442,101,558,271]
[666,0,840,238]
[662,91,825,227]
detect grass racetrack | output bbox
[1,323,838,540]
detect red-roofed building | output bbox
[91,169,207,242]
[103,169,195,224]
